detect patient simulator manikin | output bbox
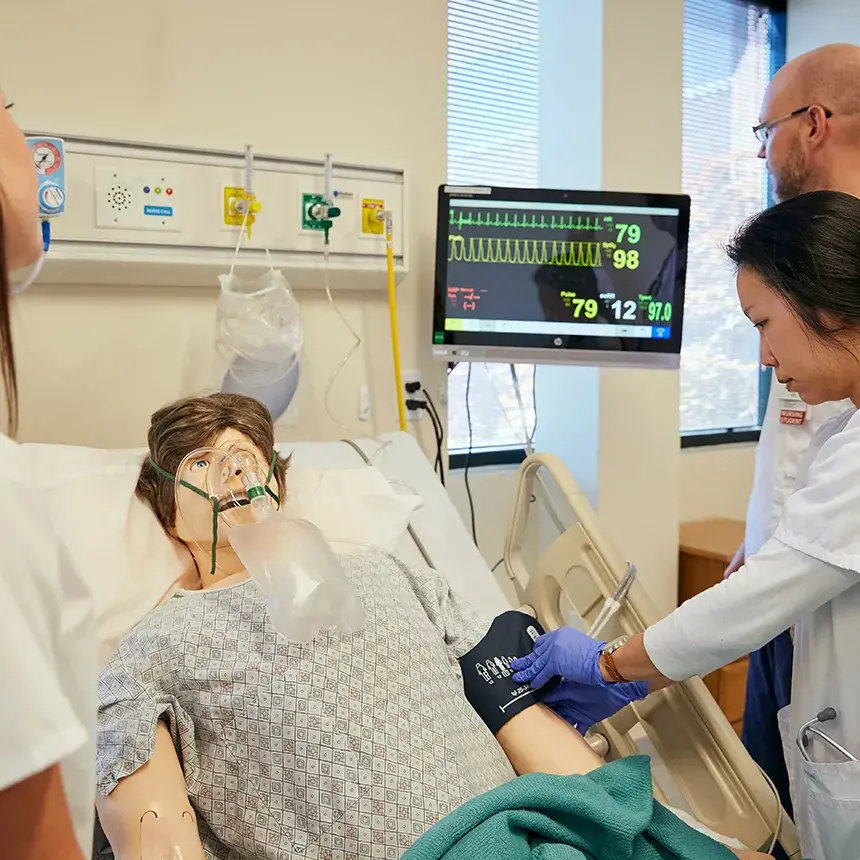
[99,430,367,860]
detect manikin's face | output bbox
[173,427,276,550]
[737,266,860,405]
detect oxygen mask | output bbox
[154,442,366,643]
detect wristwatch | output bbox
[600,635,629,683]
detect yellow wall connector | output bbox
[223,186,263,238]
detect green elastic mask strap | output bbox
[149,458,219,577]
[265,451,280,507]
[149,451,280,576]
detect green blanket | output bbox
[403,756,737,860]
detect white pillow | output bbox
[285,465,422,552]
[22,444,192,667]
[22,444,421,666]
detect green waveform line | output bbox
[448,235,602,267]
[449,209,604,232]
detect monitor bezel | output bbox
[432,184,692,367]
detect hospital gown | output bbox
[96,549,515,860]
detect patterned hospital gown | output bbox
[97,550,515,859]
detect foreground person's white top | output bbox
[646,405,860,859]
[0,435,97,855]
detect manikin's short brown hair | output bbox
[136,392,290,535]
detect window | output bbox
[680,0,785,439]
[446,0,539,456]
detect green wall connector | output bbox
[301,193,326,231]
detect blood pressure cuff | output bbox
[459,610,560,735]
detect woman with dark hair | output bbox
[513,190,860,860]
[0,96,96,858]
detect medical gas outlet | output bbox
[302,193,341,243]
[223,186,262,238]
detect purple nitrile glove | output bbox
[510,626,607,690]
[540,679,650,734]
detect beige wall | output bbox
[5,0,446,450]
[680,444,756,523]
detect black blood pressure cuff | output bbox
[458,610,561,735]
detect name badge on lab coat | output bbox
[779,391,807,426]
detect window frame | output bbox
[449,445,527,470]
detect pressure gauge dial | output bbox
[40,183,65,213]
[32,141,62,175]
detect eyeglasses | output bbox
[753,105,833,144]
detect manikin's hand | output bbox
[511,626,607,690]
[724,540,745,579]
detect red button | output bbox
[166,188,173,196]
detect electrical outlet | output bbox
[402,371,424,421]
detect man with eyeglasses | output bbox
[726,41,860,847]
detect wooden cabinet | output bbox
[678,518,748,735]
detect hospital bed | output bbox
[31,430,798,857]
[288,433,800,858]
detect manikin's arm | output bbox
[494,703,603,776]
[491,704,770,860]
[96,722,204,860]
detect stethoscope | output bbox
[796,707,858,764]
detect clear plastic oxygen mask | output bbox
[173,444,367,644]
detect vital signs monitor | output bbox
[432,185,691,369]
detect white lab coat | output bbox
[0,435,96,855]
[773,406,860,859]
[645,402,860,859]
[745,379,851,556]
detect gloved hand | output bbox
[541,679,649,734]
[510,626,607,690]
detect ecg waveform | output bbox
[448,235,602,267]
[450,209,606,232]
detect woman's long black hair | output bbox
[0,198,18,435]
[725,190,860,345]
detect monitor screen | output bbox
[432,185,691,369]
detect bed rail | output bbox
[504,452,800,858]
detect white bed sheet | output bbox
[279,432,511,617]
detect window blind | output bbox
[680,0,783,434]
[447,0,540,188]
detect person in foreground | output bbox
[0,96,97,857]
[512,190,860,860]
